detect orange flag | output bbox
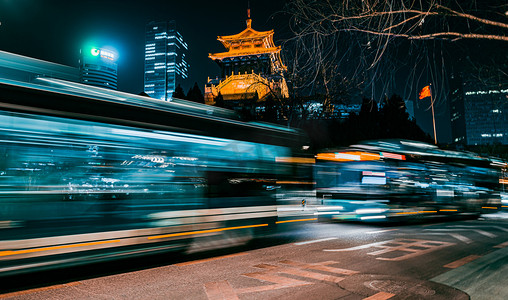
[419,85,431,99]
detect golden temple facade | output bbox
[204,13,288,106]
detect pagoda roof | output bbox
[218,27,273,43]
[209,17,287,72]
[214,19,276,51]
[209,46,281,61]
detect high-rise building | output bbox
[449,73,508,145]
[79,46,118,90]
[449,74,467,144]
[144,21,189,101]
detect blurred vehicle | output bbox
[0,77,306,275]
[315,140,503,222]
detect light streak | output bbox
[0,240,121,257]
[276,218,317,224]
[147,224,268,240]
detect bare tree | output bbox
[291,0,508,42]
[282,0,507,106]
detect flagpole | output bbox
[429,83,437,144]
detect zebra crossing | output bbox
[203,260,359,299]
[202,220,508,299]
[417,223,507,244]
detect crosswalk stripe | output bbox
[363,291,396,300]
[448,225,508,232]
[474,229,497,238]
[492,226,508,232]
[414,232,473,244]
[449,233,473,244]
[204,281,239,300]
[443,255,481,268]
[494,241,508,248]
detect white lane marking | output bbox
[324,241,387,252]
[294,237,337,245]
[474,229,497,238]
[366,229,398,234]
[449,233,473,244]
[366,239,454,261]
[492,226,508,233]
[326,239,454,260]
[447,225,508,233]
[410,232,473,244]
[427,227,500,238]
[424,228,469,232]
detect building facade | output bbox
[449,74,467,144]
[205,12,288,108]
[144,21,189,101]
[79,47,118,90]
[449,74,508,145]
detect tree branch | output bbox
[348,28,508,42]
[436,4,508,29]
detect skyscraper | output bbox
[449,73,507,145]
[144,21,189,101]
[79,46,118,90]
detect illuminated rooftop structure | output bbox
[205,9,288,106]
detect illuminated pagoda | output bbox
[204,9,288,107]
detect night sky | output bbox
[0,0,285,94]
[0,0,455,142]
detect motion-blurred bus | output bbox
[0,77,306,275]
[315,140,504,222]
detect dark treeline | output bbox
[296,94,432,151]
[172,83,205,104]
[171,84,432,151]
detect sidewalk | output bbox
[431,238,508,299]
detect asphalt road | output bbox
[1,213,508,300]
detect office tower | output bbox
[449,73,507,145]
[144,21,189,101]
[79,47,118,90]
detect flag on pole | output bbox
[419,85,431,99]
